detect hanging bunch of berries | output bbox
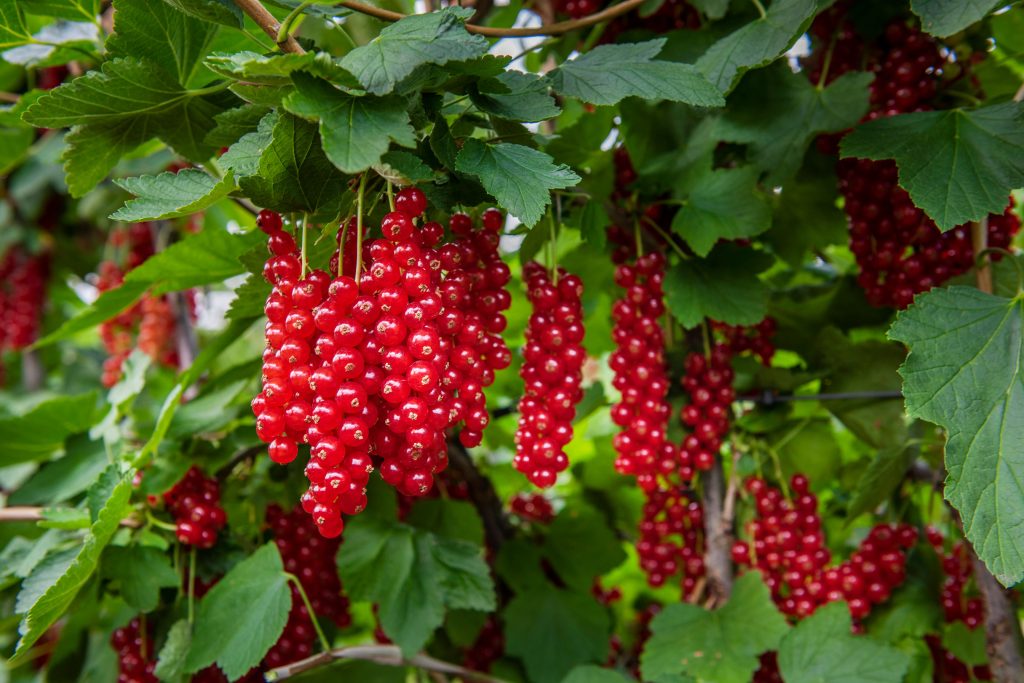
[111,619,158,683]
[252,188,511,537]
[161,467,227,549]
[0,246,50,354]
[513,261,586,487]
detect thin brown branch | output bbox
[0,506,142,527]
[264,644,509,681]
[446,438,514,551]
[338,0,645,37]
[0,91,19,103]
[233,0,306,54]
[970,552,1024,682]
[701,458,733,602]
[972,218,993,295]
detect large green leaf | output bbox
[841,102,1024,231]
[847,444,916,520]
[911,0,1003,38]
[472,70,561,122]
[10,471,133,665]
[338,515,495,657]
[21,0,100,21]
[455,139,579,227]
[695,0,817,92]
[160,0,243,27]
[238,112,347,218]
[0,393,99,464]
[888,286,1024,585]
[0,126,34,175]
[561,667,634,683]
[106,0,218,87]
[765,159,848,266]
[185,544,292,679]
[548,39,723,107]
[544,506,626,586]
[777,602,911,682]
[102,546,179,613]
[717,64,872,183]
[641,572,789,683]
[205,50,351,85]
[61,122,151,197]
[671,164,771,256]
[111,169,236,221]
[663,244,772,328]
[283,73,415,174]
[339,7,488,95]
[505,585,611,683]
[0,0,31,49]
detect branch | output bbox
[446,438,514,551]
[0,506,142,527]
[971,551,1024,682]
[338,0,645,37]
[972,218,993,295]
[233,0,306,53]
[701,456,733,602]
[264,644,509,681]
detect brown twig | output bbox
[233,0,306,53]
[972,218,993,295]
[701,458,733,603]
[0,91,19,103]
[446,439,514,551]
[0,506,142,527]
[338,0,645,37]
[264,644,509,681]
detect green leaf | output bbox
[548,39,723,107]
[910,0,1002,38]
[561,665,633,683]
[8,435,108,505]
[23,58,233,161]
[505,585,611,683]
[38,507,91,530]
[941,621,988,667]
[379,150,435,184]
[663,244,772,328]
[671,164,771,256]
[695,0,817,93]
[15,547,78,614]
[544,506,626,586]
[160,0,243,27]
[185,544,292,679]
[848,444,915,519]
[61,123,151,198]
[220,109,275,176]
[103,546,179,612]
[472,71,561,122]
[840,102,1024,231]
[717,64,872,183]
[227,273,271,320]
[111,169,235,221]
[576,200,609,250]
[35,281,149,347]
[0,0,31,49]
[777,602,911,683]
[338,515,495,657]
[888,286,1024,585]
[154,619,192,681]
[405,499,484,545]
[0,393,99,464]
[641,572,789,683]
[205,50,352,85]
[283,73,415,174]
[691,0,729,19]
[455,139,579,227]
[339,7,489,96]
[21,0,100,21]
[765,159,847,266]
[238,112,347,218]
[0,126,34,175]
[106,0,218,87]
[10,471,133,665]
[205,103,269,147]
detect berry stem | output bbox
[354,172,367,284]
[285,573,331,653]
[633,221,644,258]
[386,181,396,212]
[276,0,315,44]
[641,216,689,260]
[300,214,309,279]
[816,31,838,90]
[547,212,559,285]
[146,511,178,532]
[749,0,766,19]
[188,547,197,625]
[337,218,350,278]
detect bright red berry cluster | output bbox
[514,262,586,488]
[509,492,555,524]
[637,488,704,590]
[161,467,227,548]
[610,252,675,491]
[97,225,183,386]
[923,528,992,682]
[733,475,916,620]
[253,192,511,537]
[805,10,1022,308]
[0,246,49,352]
[111,618,157,683]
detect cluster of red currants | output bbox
[161,467,227,549]
[733,475,916,620]
[552,0,699,42]
[513,262,586,488]
[636,488,704,591]
[609,252,675,491]
[97,224,183,386]
[252,191,511,537]
[0,246,49,353]
[461,617,505,673]
[508,492,555,524]
[923,528,992,682]
[805,9,1022,308]
[111,618,157,683]
[265,505,351,669]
